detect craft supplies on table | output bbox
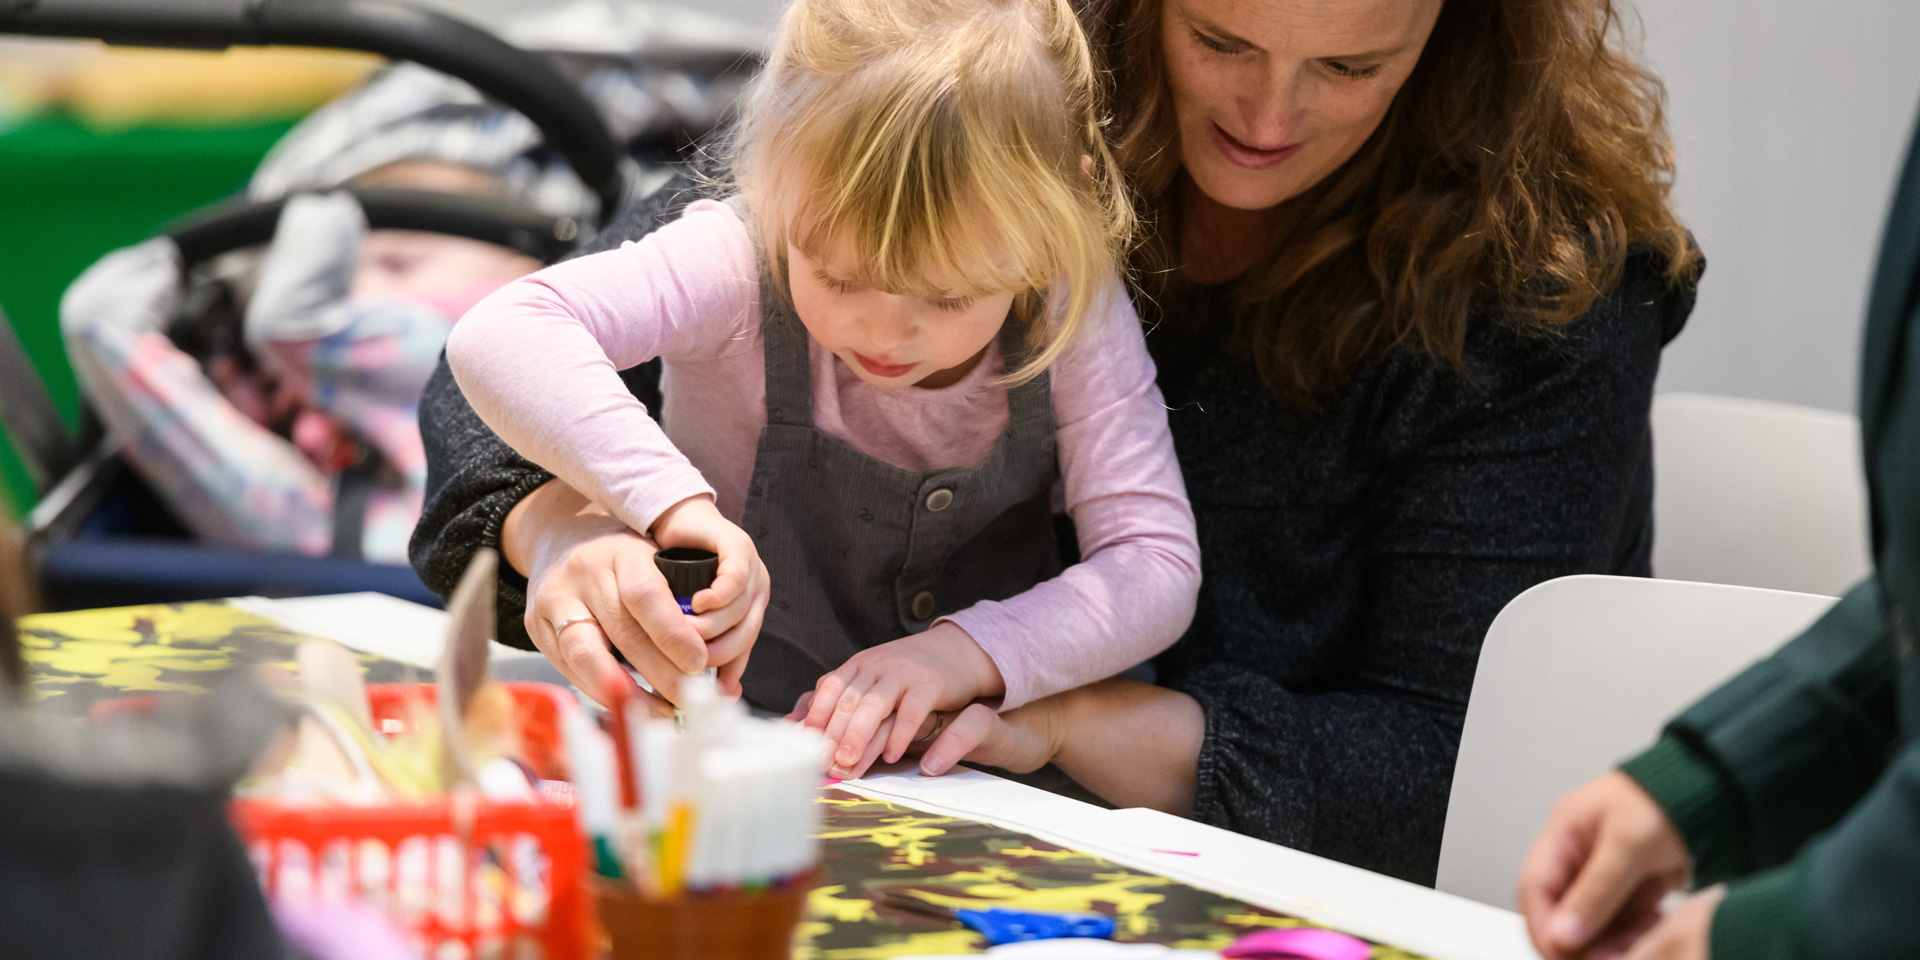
[593,671,831,959]
[232,681,590,960]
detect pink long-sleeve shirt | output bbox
[448,199,1199,709]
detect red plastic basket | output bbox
[228,683,589,960]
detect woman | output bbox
[411,0,1699,884]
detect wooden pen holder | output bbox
[594,874,815,960]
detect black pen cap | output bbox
[653,547,719,599]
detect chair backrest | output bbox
[1435,574,1839,909]
[1651,391,1871,596]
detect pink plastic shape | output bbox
[1222,927,1373,960]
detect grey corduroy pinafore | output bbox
[736,268,1064,713]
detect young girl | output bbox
[447,0,1200,777]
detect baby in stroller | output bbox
[58,1,754,564]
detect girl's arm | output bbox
[941,279,1202,709]
[445,199,768,703]
[444,198,757,540]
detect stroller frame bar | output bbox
[169,187,583,267]
[0,0,629,222]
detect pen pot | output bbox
[594,873,815,960]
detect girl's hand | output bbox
[797,623,1004,778]
[783,695,1059,780]
[507,481,767,709]
[646,494,771,696]
[1518,771,1692,960]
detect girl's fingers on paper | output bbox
[884,688,939,764]
[838,715,894,779]
[836,679,905,767]
[820,672,874,744]
[824,675,884,763]
[918,703,998,776]
[804,669,852,730]
[612,544,708,675]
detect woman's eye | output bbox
[1323,59,1383,80]
[1190,29,1239,55]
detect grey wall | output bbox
[1635,0,1920,413]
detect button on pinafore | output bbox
[736,267,1063,712]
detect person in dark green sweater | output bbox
[1517,113,1920,960]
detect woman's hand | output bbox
[504,480,767,710]
[798,622,1005,778]
[1518,771,1693,960]
[916,700,1060,777]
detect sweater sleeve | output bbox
[1622,581,1898,885]
[444,200,757,539]
[1618,579,1910,960]
[941,279,1201,709]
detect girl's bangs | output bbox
[780,124,1077,305]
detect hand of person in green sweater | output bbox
[1615,887,1722,960]
[1518,771,1696,958]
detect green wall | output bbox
[0,113,293,516]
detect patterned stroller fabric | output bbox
[59,0,757,563]
[248,0,759,219]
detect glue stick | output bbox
[655,547,720,683]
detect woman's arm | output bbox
[925,677,1207,814]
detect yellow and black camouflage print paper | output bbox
[19,599,416,717]
[801,791,1428,960]
[21,600,1427,960]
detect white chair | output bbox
[1651,392,1871,597]
[1435,574,1839,909]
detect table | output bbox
[19,592,1538,960]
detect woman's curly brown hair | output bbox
[1085,0,1703,403]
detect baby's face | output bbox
[351,230,542,319]
[787,235,1017,391]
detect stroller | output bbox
[1,0,752,610]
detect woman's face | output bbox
[1162,0,1443,211]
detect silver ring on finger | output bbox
[552,614,599,636]
[918,711,952,743]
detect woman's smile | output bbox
[1208,122,1301,171]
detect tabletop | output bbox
[17,591,1537,960]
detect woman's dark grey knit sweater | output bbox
[409,179,1697,886]
[1145,255,1693,884]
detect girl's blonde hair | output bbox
[732,0,1133,383]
